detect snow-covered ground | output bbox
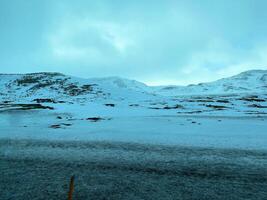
[1,70,267,200]
[0,110,266,150]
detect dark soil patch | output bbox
[105,104,115,107]
[248,104,267,108]
[149,104,184,110]
[239,96,265,102]
[205,104,228,110]
[216,100,230,103]
[50,124,61,129]
[129,104,139,107]
[86,117,104,122]
[177,111,203,114]
[163,104,184,110]
[50,123,72,129]
[33,98,56,103]
[0,103,54,111]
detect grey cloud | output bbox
[0,0,267,85]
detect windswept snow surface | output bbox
[152,70,267,96]
[1,70,267,200]
[0,70,267,149]
[0,111,266,150]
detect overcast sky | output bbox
[0,0,267,85]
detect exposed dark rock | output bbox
[248,104,267,108]
[129,104,139,107]
[164,104,184,109]
[150,104,184,110]
[0,103,54,111]
[33,98,56,103]
[50,123,72,129]
[86,117,104,122]
[16,76,40,85]
[239,96,265,102]
[62,123,72,126]
[105,103,115,107]
[205,104,228,109]
[216,100,230,103]
[50,124,61,129]
[2,101,12,104]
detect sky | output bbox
[0,0,267,86]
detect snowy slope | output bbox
[152,70,267,96]
[0,70,267,117]
[0,70,266,102]
[1,71,267,200]
[0,70,267,152]
[0,72,154,103]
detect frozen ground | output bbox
[0,71,267,199]
[0,111,267,150]
[1,139,267,200]
[0,111,267,200]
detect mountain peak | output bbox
[0,69,266,100]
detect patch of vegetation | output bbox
[27,72,64,77]
[63,83,94,96]
[0,103,54,111]
[18,104,54,110]
[33,99,56,103]
[163,104,184,109]
[32,98,65,104]
[205,104,228,110]
[14,74,95,97]
[30,82,54,90]
[239,96,266,102]
[247,104,267,108]
[16,76,40,85]
[81,84,95,90]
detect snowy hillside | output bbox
[0,72,154,103]
[0,70,266,102]
[153,70,267,96]
[0,70,267,117]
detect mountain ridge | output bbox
[0,69,266,103]
[153,69,267,96]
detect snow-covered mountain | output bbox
[0,70,266,103]
[152,70,267,96]
[0,72,153,103]
[0,69,267,121]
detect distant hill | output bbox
[152,70,267,96]
[0,70,266,103]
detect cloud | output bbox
[175,39,267,85]
[48,18,136,60]
[0,0,267,85]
